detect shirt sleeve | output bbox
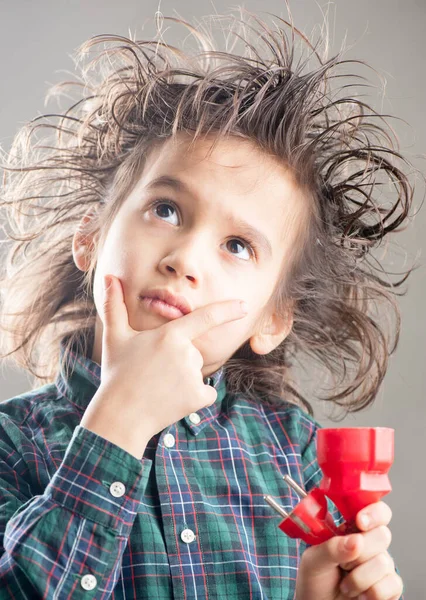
[299,419,404,600]
[0,418,152,599]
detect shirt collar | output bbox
[55,330,228,435]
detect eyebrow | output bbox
[145,175,273,258]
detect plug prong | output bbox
[283,474,307,498]
[264,495,289,518]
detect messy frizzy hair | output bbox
[0,7,418,417]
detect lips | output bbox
[140,288,192,315]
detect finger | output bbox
[102,274,131,340]
[356,501,393,532]
[340,525,392,571]
[168,299,248,340]
[351,572,404,600]
[300,533,363,578]
[339,552,395,597]
[202,384,218,408]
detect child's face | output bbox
[73,132,307,377]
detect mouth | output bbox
[140,296,186,320]
[140,288,192,316]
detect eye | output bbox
[151,199,179,225]
[224,238,255,261]
[147,198,256,261]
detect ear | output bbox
[72,208,98,272]
[249,307,294,356]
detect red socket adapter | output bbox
[264,428,394,545]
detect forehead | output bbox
[145,133,292,190]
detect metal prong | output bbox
[264,495,289,519]
[283,475,307,499]
[264,494,311,534]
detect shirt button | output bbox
[109,481,126,498]
[81,574,97,590]
[164,433,175,448]
[180,528,196,543]
[189,412,201,425]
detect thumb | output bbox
[102,274,130,339]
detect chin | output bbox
[130,317,163,332]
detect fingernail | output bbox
[104,275,112,291]
[240,301,248,314]
[344,536,356,551]
[359,514,370,529]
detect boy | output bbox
[0,9,408,599]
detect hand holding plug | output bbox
[295,500,403,600]
[264,427,404,599]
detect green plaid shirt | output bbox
[0,333,402,599]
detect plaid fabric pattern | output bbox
[0,334,402,599]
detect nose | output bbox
[158,236,204,283]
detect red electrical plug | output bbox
[264,427,394,545]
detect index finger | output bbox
[166,299,248,340]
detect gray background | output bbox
[0,0,424,596]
